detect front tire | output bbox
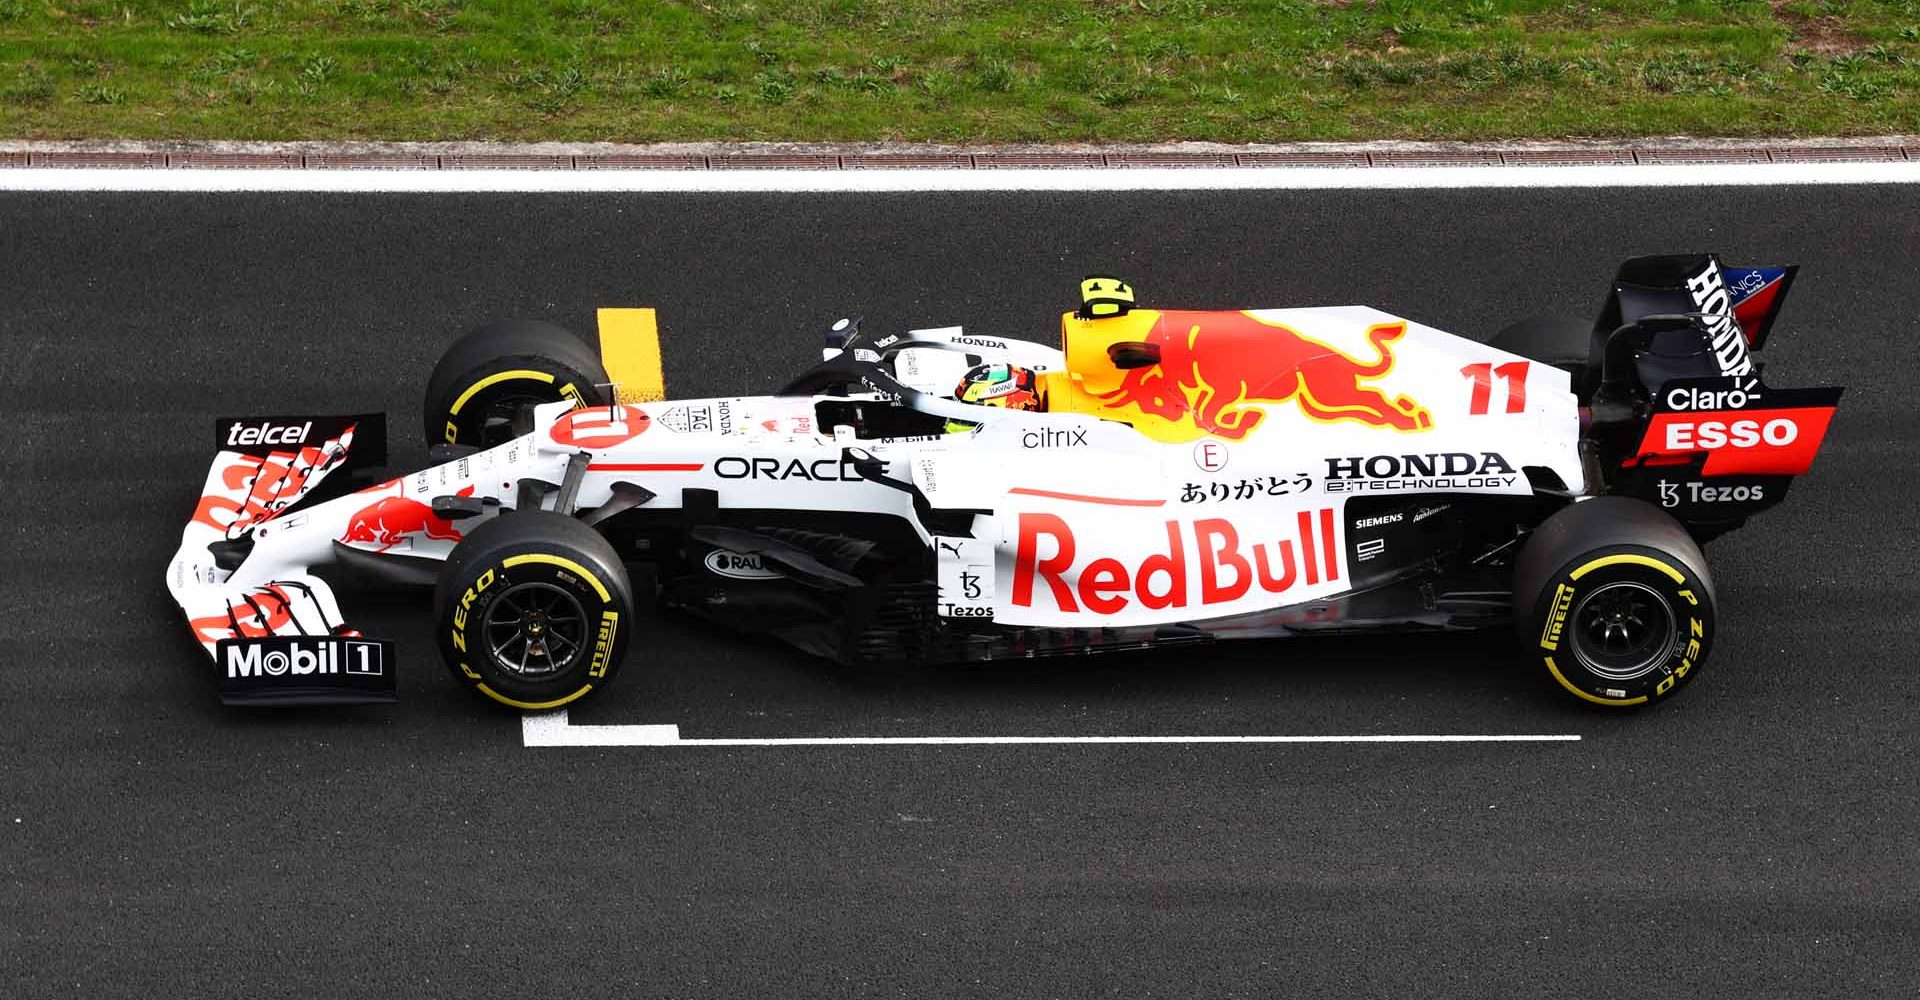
[1513,497,1716,708]
[424,319,612,448]
[434,511,636,711]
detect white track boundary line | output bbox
[521,711,1580,747]
[3,162,1918,193]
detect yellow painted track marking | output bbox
[1545,656,1649,707]
[450,368,555,415]
[477,682,593,711]
[502,553,613,601]
[1570,553,1685,584]
[597,307,664,404]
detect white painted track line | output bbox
[521,711,1579,747]
[4,162,1919,193]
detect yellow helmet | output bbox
[945,363,1039,433]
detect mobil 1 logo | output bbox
[216,635,397,706]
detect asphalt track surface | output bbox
[3,184,1915,998]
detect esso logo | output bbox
[1664,418,1798,451]
[1665,386,1753,411]
[550,406,650,449]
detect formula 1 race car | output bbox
[166,255,1841,710]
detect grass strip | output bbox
[2,1,1917,141]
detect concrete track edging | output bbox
[1,137,1916,170]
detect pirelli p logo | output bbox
[588,610,620,679]
[1540,583,1576,651]
[450,568,498,653]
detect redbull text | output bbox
[1010,508,1342,618]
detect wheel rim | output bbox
[482,581,588,678]
[469,392,551,448]
[1569,580,1677,682]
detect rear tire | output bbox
[424,319,612,448]
[1512,497,1716,708]
[434,511,635,711]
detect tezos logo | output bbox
[704,549,783,580]
[1659,479,1766,506]
[227,421,312,448]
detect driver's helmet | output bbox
[946,363,1038,432]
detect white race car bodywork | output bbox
[167,308,1581,653]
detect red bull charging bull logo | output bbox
[1082,310,1433,443]
[341,485,473,552]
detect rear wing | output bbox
[1595,253,1796,391]
[1588,255,1841,536]
[165,414,396,705]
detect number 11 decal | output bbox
[1462,361,1530,415]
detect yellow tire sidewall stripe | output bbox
[1569,553,1686,585]
[1544,656,1650,707]
[476,682,593,711]
[449,368,556,416]
[501,552,613,602]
